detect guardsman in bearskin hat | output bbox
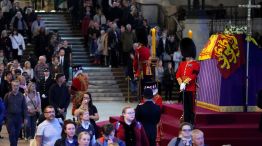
[133,29,152,98]
[176,38,200,125]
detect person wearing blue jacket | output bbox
[0,97,5,139]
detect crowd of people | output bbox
[0,0,210,146]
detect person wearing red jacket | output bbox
[115,106,149,146]
[176,38,200,125]
[133,43,151,78]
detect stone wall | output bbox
[182,19,210,57]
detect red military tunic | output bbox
[133,44,151,78]
[176,60,200,92]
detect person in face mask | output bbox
[95,123,125,146]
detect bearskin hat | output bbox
[180,37,196,59]
[136,26,148,46]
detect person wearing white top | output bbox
[36,106,62,146]
[9,29,25,61]
[93,9,107,25]
[0,0,12,13]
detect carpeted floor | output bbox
[103,104,262,146]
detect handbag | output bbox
[28,93,40,119]
[13,36,23,50]
[18,45,23,50]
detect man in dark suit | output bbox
[58,48,70,81]
[157,32,170,57]
[135,88,161,146]
[36,68,54,111]
[49,73,70,120]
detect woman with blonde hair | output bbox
[74,92,99,138]
[23,61,34,79]
[78,131,91,146]
[25,82,41,140]
[17,75,27,93]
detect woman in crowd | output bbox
[9,28,25,62]
[55,119,78,146]
[17,75,27,93]
[25,82,41,140]
[78,131,91,146]
[0,30,12,61]
[168,122,193,146]
[163,62,175,103]
[23,61,34,80]
[155,59,164,95]
[74,92,99,138]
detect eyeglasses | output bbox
[126,112,135,115]
[182,129,192,132]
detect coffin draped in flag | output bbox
[199,34,245,78]
[197,34,262,112]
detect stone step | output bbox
[88,72,113,76]
[83,67,111,72]
[92,96,124,101]
[89,84,119,89]
[89,80,117,85]
[45,23,72,27]
[46,27,72,30]
[64,40,84,43]
[61,37,84,40]
[72,44,86,48]
[60,33,82,37]
[56,30,81,33]
[89,76,115,80]
[71,48,86,51]
[73,63,92,66]
[88,88,121,93]
[72,56,89,60]
[91,92,123,97]
[72,52,88,55]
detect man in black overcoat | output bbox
[135,88,161,146]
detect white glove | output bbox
[180,83,186,91]
[42,94,46,98]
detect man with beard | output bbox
[36,105,62,146]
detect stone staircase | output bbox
[84,67,125,101]
[34,12,179,102]
[37,12,92,66]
